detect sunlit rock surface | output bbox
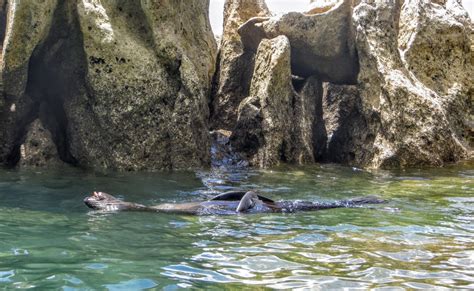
[238,0,358,84]
[0,0,471,171]
[210,0,270,130]
[348,0,471,168]
[0,0,216,170]
[232,0,472,168]
[307,0,340,14]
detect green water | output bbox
[0,163,473,290]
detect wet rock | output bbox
[210,129,248,168]
[238,0,358,84]
[210,0,270,130]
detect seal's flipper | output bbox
[236,191,261,212]
[210,191,247,201]
[210,190,274,203]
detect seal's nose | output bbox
[84,196,94,208]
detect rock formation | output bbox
[19,119,64,168]
[238,0,358,84]
[210,0,270,130]
[228,0,472,168]
[0,0,216,170]
[347,0,471,167]
[0,0,471,171]
[321,83,375,165]
[231,36,326,167]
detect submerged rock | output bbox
[210,0,270,130]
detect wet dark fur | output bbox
[84,191,386,215]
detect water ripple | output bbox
[0,164,472,289]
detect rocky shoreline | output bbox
[0,0,472,170]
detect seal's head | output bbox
[84,191,125,211]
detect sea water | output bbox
[0,163,473,289]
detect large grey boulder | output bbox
[0,0,217,170]
[69,0,216,170]
[210,0,270,130]
[321,83,379,165]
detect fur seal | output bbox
[84,191,386,215]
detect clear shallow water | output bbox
[0,163,473,290]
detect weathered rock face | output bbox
[1,0,471,171]
[238,0,358,84]
[0,0,59,166]
[0,0,217,170]
[210,0,270,130]
[231,36,294,167]
[231,36,325,167]
[399,0,473,150]
[69,0,216,170]
[322,83,379,165]
[346,0,471,168]
[230,0,472,169]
